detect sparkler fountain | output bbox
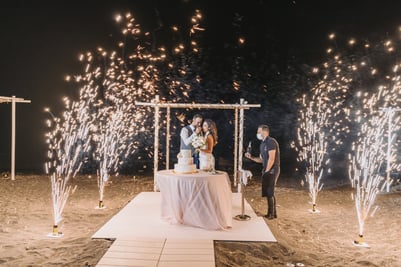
[94,103,136,209]
[295,93,328,213]
[348,92,388,247]
[72,12,166,208]
[84,11,203,206]
[45,92,94,237]
[293,42,352,213]
[379,107,401,192]
[46,10,205,216]
[344,36,401,246]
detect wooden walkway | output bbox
[96,239,215,267]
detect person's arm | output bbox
[180,127,196,146]
[200,135,213,153]
[245,152,263,163]
[265,149,276,173]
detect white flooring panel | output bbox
[92,192,276,242]
[96,239,215,267]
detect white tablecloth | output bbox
[155,169,232,230]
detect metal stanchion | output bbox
[234,170,251,221]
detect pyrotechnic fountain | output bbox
[295,93,328,213]
[379,107,401,192]
[45,91,94,236]
[293,32,401,216]
[78,14,158,208]
[293,35,352,212]
[299,33,401,245]
[348,92,388,247]
[49,11,204,210]
[349,62,401,246]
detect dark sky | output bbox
[1,0,401,172]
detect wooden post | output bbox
[166,106,171,170]
[154,95,160,191]
[11,96,16,180]
[0,96,31,181]
[239,98,245,177]
[234,107,239,187]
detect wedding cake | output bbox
[174,149,197,173]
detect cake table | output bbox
[155,169,232,230]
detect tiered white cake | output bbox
[174,149,197,173]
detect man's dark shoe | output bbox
[264,214,275,220]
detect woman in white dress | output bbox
[199,119,218,171]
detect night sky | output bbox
[1,0,401,173]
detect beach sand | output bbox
[0,174,400,266]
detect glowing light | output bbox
[44,9,208,212]
[115,14,122,22]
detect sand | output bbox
[0,173,400,267]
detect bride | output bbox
[199,119,218,171]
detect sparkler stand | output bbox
[234,171,251,221]
[353,234,369,248]
[309,203,321,213]
[47,225,64,238]
[95,200,106,210]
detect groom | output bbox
[180,114,203,168]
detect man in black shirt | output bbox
[245,124,280,220]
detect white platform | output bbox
[92,192,276,242]
[96,238,215,267]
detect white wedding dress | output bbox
[199,133,215,171]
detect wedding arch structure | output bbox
[0,95,31,180]
[135,95,260,189]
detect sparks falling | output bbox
[45,86,95,234]
[46,10,206,211]
[349,62,401,245]
[348,95,387,245]
[293,40,352,212]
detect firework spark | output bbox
[293,50,352,212]
[45,89,94,236]
[348,96,387,246]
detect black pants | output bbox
[193,153,200,169]
[261,168,279,197]
[262,168,280,216]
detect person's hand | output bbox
[245,152,252,159]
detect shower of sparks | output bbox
[293,32,401,215]
[164,9,204,105]
[348,97,387,239]
[294,32,401,242]
[45,10,206,210]
[94,104,136,205]
[380,107,401,192]
[74,13,162,206]
[45,89,94,228]
[349,63,401,241]
[292,45,353,211]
